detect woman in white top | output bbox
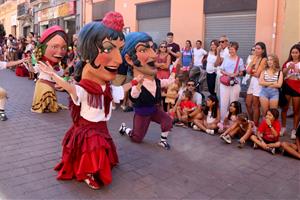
[219,41,245,121]
[206,39,219,95]
[245,42,267,127]
[0,59,28,121]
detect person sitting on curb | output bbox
[281,123,300,160]
[250,108,281,155]
[220,113,254,147]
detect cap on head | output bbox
[39,25,66,43]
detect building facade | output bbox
[84,0,299,63]
[0,0,18,37]
[17,0,33,38]
[30,0,80,44]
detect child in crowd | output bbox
[165,75,181,112]
[176,90,197,127]
[218,101,242,133]
[220,113,254,146]
[281,123,300,160]
[250,108,281,155]
[193,95,220,135]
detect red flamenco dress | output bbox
[54,79,118,186]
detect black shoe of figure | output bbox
[119,123,126,135]
[158,141,171,150]
[0,112,8,121]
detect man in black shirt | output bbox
[166,32,180,65]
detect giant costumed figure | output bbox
[119,32,175,150]
[38,12,142,189]
[31,26,67,113]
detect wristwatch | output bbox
[268,124,272,128]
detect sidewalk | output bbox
[0,70,299,200]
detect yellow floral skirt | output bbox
[31,80,59,113]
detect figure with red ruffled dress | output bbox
[38,12,143,189]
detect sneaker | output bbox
[253,143,258,149]
[120,105,126,111]
[280,127,286,137]
[84,175,101,190]
[158,141,171,150]
[221,135,232,144]
[267,147,276,155]
[192,124,200,131]
[175,122,185,127]
[119,123,126,135]
[206,129,215,135]
[291,129,296,140]
[237,140,245,148]
[0,112,7,121]
[188,122,193,128]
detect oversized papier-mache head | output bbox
[121,32,157,77]
[74,11,125,82]
[35,25,68,64]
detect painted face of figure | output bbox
[83,38,124,83]
[133,41,157,76]
[44,35,67,63]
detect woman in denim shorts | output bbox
[259,54,283,116]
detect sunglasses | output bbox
[160,46,167,48]
[219,40,227,43]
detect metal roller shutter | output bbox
[138,17,170,45]
[205,11,256,61]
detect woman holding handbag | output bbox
[219,41,245,121]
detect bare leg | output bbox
[246,94,253,121]
[193,119,207,132]
[250,135,268,150]
[281,96,291,128]
[206,122,218,130]
[253,96,260,126]
[292,97,300,130]
[269,99,279,109]
[266,142,281,148]
[228,126,241,137]
[260,97,269,118]
[281,142,300,159]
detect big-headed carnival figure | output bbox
[118,32,175,150]
[31,25,68,113]
[38,12,142,189]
